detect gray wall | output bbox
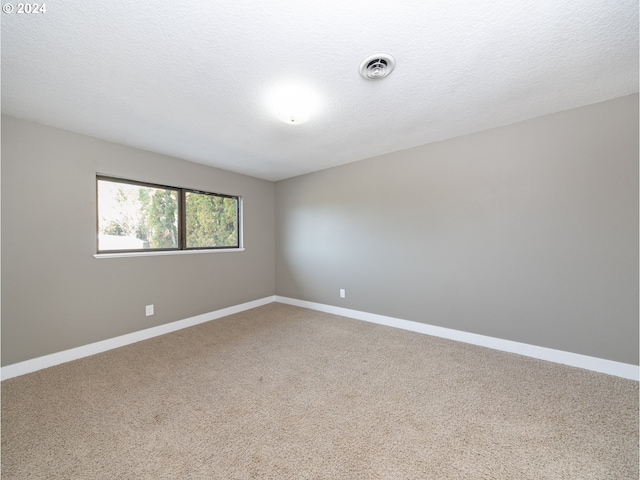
[1,116,275,366]
[275,94,639,365]
[3,95,638,368]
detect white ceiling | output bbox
[2,1,638,181]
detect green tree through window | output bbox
[150,189,178,248]
[186,192,238,248]
[97,177,240,253]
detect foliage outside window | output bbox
[97,176,240,253]
[185,191,238,248]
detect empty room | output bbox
[1,1,638,478]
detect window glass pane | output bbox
[97,179,179,251]
[185,192,238,248]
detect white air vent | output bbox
[359,53,395,80]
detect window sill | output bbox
[94,248,245,259]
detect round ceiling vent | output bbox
[359,53,395,80]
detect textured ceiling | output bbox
[2,0,638,181]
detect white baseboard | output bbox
[4,295,637,382]
[1,296,276,381]
[275,296,639,381]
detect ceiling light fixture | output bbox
[267,83,322,125]
[359,53,395,80]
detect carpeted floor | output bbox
[2,303,638,479]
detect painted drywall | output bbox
[1,116,275,366]
[275,94,639,365]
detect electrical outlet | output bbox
[340,289,346,298]
[145,304,154,316]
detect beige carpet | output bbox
[2,303,638,479]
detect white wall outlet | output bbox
[340,289,346,298]
[145,304,154,316]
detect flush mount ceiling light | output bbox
[267,83,322,125]
[359,53,395,80]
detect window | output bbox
[97,176,240,253]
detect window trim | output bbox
[96,175,242,255]
[94,247,245,259]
